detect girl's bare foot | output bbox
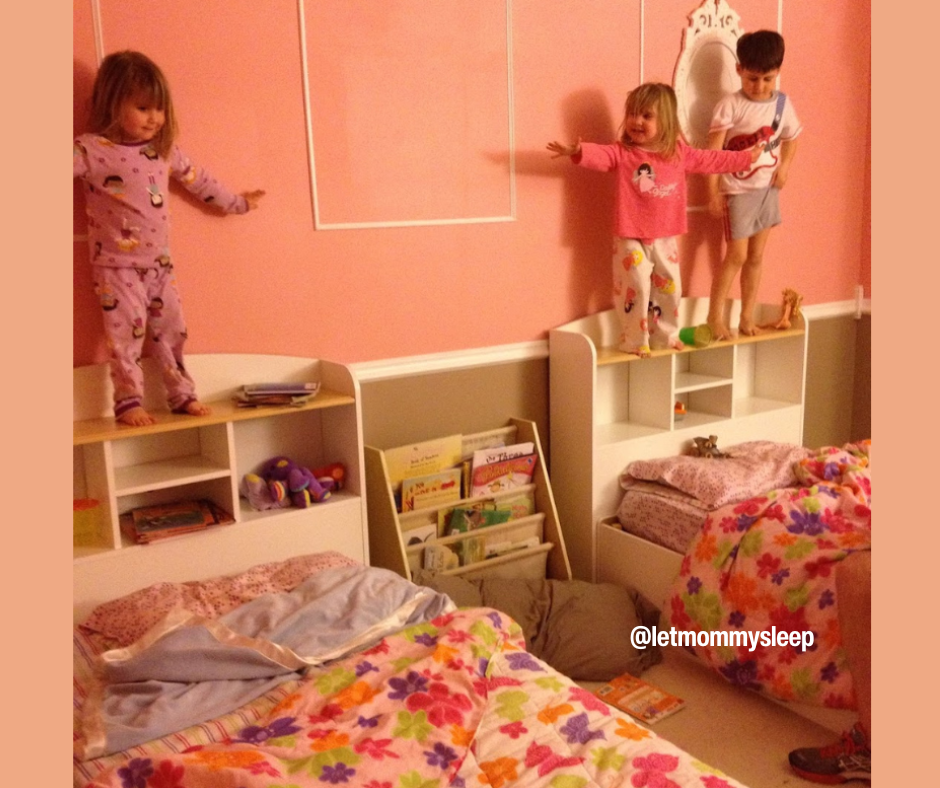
[708,320,732,341]
[181,399,211,416]
[669,339,685,351]
[739,322,763,337]
[623,346,651,359]
[117,406,156,427]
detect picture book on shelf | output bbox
[470,453,538,498]
[242,382,321,396]
[384,435,463,489]
[122,499,234,544]
[402,522,438,547]
[400,468,462,512]
[471,441,534,471]
[234,382,321,408]
[447,507,512,534]
[594,672,686,724]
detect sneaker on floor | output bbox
[788,722,871,784]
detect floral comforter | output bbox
[76,604,751,788]
[664,441,871,708]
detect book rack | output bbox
[365,418,571,582]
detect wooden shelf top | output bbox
[595,326,804,367]
[73,387,355,446]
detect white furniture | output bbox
[548,299,807,587]
[365,419,571,583]
[72,354,368,623]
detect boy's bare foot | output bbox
[117,406,156,427]
[739,322,763,337]
[181,399,212,416]
[708,320,732,341]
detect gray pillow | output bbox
[412,571,661,681]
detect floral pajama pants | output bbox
[611,236,682,354]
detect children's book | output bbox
[400,468,462,512]
[402,522,438,547]
[122,499,234,544]
[471,441,534,471]
[242,382,321,396]
[448,507,512,534]
[470,453,538,498]
[131,499,215,531]
[495,491,536,521]
[384,435,463,490]
[593,672,686,725]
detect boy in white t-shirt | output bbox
[705,30,802,340]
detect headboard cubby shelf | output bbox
[549,298,807,582]
[72,354,368,624]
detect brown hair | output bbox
[736,30,785,73]
[618,83,680,160]
[88,51,178,157]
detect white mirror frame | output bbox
[673,0,743,148]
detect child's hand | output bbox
[547,139,581,158]
[242,189,266,210]
[749,143,766,164]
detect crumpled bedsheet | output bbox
[76,564,454,760]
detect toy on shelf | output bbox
[674,401,687,421]
[761,287,803,331]
[241,456,345,511]
[677,324,714,348]
[688,435,729,459]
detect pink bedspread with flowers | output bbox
[77,604,751,788]
[664,441,871,708]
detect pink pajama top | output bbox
[73,134,249,269]
[574,140,752,241]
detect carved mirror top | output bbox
[674,0,743,147]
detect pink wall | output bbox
[73,0,871,366]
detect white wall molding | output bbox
[351,296,870,382]
[299,0,516,230]
[349,340,547,382]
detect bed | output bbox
[74,552,756,788]
[609,440,872,710]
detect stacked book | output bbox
[234,382,321,408]
[120,499,234,544]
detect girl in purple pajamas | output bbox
[74,51,264,426]
[548,83,761,356]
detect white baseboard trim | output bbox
[802,299,871,320]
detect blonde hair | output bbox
[89,51,178,158]
[618,83,681,160]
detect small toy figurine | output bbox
[762,288,803,330]
[689,435,728,459]
[674,401,687,421]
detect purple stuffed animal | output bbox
[241,456,331,511]
[264,456,330,507]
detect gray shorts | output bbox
[726,187,781,240]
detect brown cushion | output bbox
[412,571,661,681]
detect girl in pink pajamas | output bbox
[74,51,265,425]
[548,83,761,356]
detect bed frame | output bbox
[595,515,684,609]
